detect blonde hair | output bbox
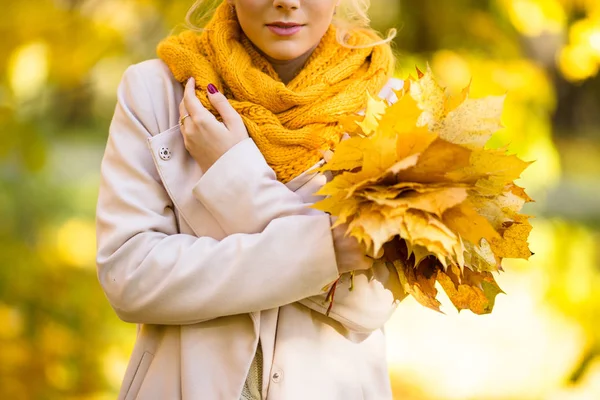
[181,0,396,49]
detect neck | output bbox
[261,45,318,85]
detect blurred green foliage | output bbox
[1,0,599,399]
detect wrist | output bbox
[196,158,214,172]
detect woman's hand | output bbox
[330,216,373,275]
[179,77,249,171]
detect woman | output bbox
[96,0,403,399]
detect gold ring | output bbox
[180,113,191,126]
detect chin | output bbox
[261,43,310,62]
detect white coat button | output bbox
[159,147,171,160]
[271,370,282,383]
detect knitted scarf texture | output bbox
[157,1,394,183]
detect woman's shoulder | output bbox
[122,58,180,94]
[118,59,182,135]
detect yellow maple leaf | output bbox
[390,181,469,193]
[357,185,406,201]
[314,171,362,197]
[355,92,387,136]
[317,136,365,172]
[490,214,533,259]
[394,259,442,313]
[348,207,403,256]
[469,186,532,231]
[395,209,464,268]
[396,139,472,183]
[407,67,505,151]
[437,264,504,314]
[346,205,463,263]
[437,95,506,150]
[448,148,531,183]
[442,201,501,246]
[363,187,469,218]
[446,148,533,195]
[444,80,471,114]
[312,67,533,315]
[463,239,501,272]
[361,132,400,176]
[507,183,534,203]
[395,127,438,161]
[345,153,421,198]
[409,65,447,129]
[378,88,423,135]
[311,192,363,228]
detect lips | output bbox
[266,22,304,36]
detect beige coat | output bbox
[96,59,403,400]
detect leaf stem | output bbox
[325,277,341,316]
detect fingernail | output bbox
[187,77,194,85]
[207,83,218,94]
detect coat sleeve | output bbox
[298,263,402,334]
[95,64,340,325]
[192,110,403,335]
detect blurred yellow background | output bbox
[1,1,599,399]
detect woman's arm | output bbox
[195,176,401,333]
[193,124,401,335]
[95,65,339,325]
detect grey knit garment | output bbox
[240,340,263,400]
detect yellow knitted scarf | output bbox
[157,2,394,183]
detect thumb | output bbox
[206,83,243,130]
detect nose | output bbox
[273,0,300,10]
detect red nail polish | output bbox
[207,83,218,94]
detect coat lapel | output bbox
[147,125,227,239]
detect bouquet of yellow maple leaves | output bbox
[313,68,533,315]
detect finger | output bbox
[179,89,188,117]
[179,96,189,127]
[179,80,193,129]
[206,83,244,130]
[182,77,216,126]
